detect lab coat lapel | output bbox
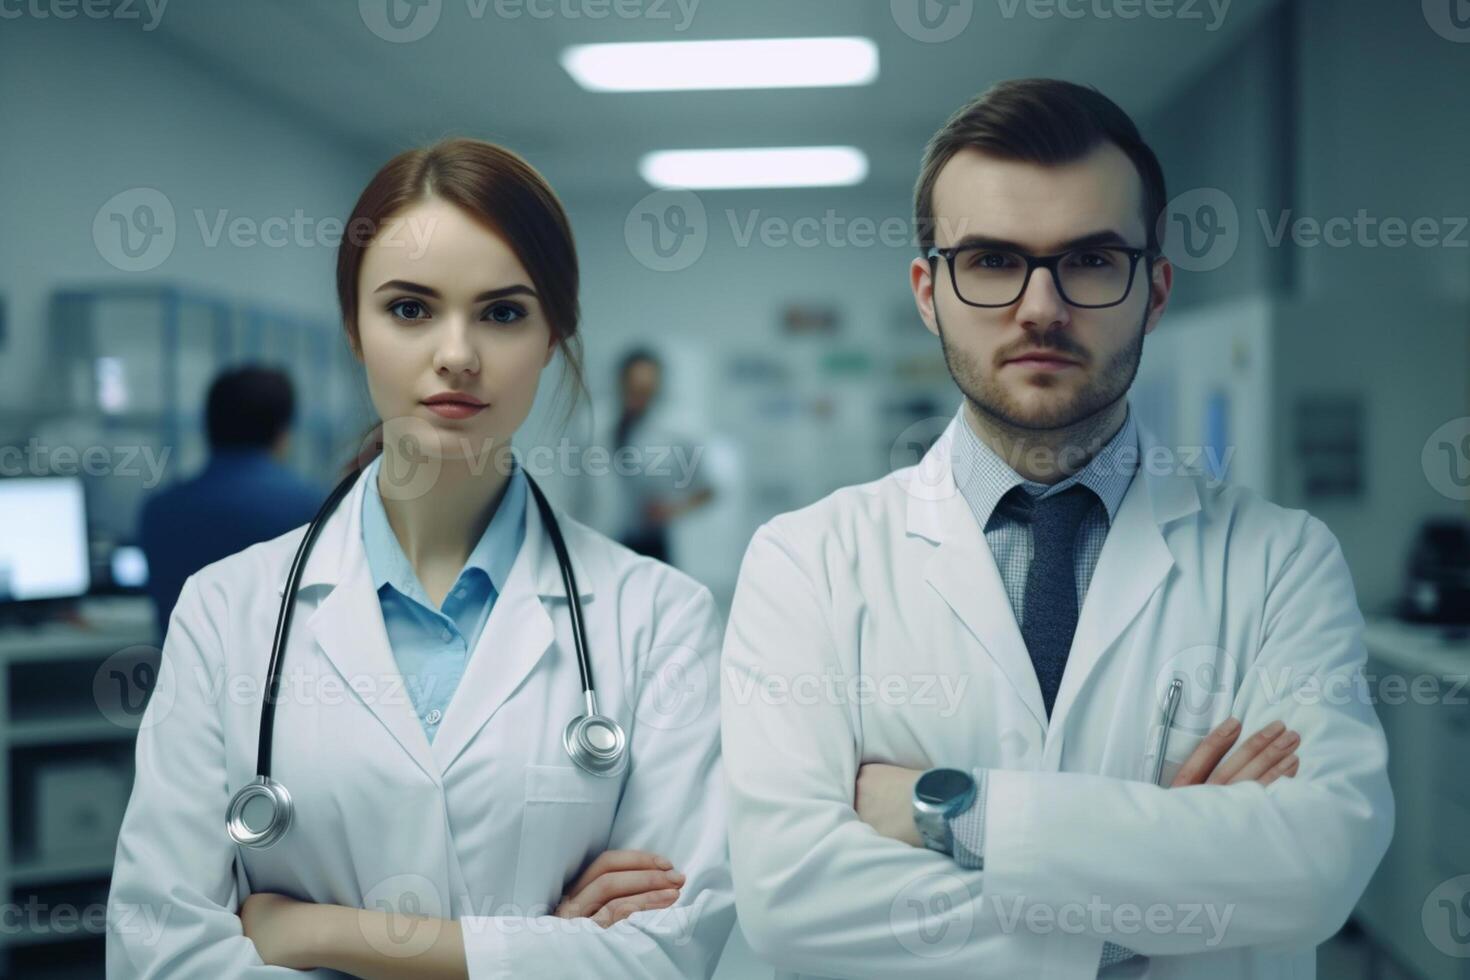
[430,489,588,775]
[910,417,1049,730]
[273,465,442,786]
[307,557,441,783]
[1044,420,1201,741]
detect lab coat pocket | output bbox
[510,764,622,913]
[1141,723,1208,787]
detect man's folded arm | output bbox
[721,522,1104,977]
[950,516,1394,955]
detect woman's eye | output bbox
[387,299,428,321]
[484,302,527,324]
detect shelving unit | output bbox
[0,598,158,978]
[0,284,371,977]
[42,284,371,547]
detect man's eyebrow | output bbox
[943,230,1133,252]
[371,280,539,303]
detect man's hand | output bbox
[854,719,1302,846]
[554,849,685,928]
[854,764,924,847]
[1169,717,1300,787]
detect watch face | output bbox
[916,768,971,806]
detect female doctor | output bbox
[106,139,734,979]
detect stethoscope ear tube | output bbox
[228,465,366,849]
[525,477,629,778]
[257,468,364,782]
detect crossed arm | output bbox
[720,517,1394,976]
[238,848,690,978]
[852,715,1304,850]
[109,574,734,980]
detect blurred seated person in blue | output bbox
[139,366,323,629]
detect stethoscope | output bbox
[226,458,628,849]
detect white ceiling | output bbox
[151,0,1282,198]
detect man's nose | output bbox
[1014,266,1071,332]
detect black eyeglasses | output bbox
[926,244,1157,309]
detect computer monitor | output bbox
[0,476,91,603]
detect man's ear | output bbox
[1142,256,1174,337]
[910,256,941,338]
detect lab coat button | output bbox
[425,709,442,725]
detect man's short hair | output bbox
[914,78,1167,253]
[206,365,295,450]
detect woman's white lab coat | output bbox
[106,463,735,978]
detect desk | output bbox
[1357,616,1470,980]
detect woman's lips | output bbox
[423,401,485,419]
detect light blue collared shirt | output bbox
[360,452,528,743]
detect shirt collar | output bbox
[360,452,528,601]
[950,400,1138,530]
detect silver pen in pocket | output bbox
[1151,678,1184,786]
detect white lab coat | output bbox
[721,405,1394,980]
[106,462,735,979]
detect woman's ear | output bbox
[544,337,557,368]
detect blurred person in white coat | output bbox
[721,79,1392,980]
[606,348,715,567]
[107,138,733,979]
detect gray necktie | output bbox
[1011,484,1095,718]
[1007,483,1137,969]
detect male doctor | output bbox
[721,78,1393,979]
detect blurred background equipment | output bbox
[0,477,90,610]
[1398,519,1470,626]
[0,1,1467,976]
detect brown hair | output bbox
[336,138,587,478]
[913,78,1167,254]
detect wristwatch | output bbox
[911,767,976,856]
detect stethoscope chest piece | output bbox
[230,466,622,849]
[564,709,628,777]
[226,776,293,849]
